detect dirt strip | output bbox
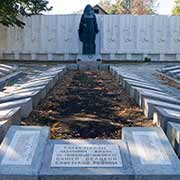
[22,70,153,139]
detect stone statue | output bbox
[78,5,99,55]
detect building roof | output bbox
[93,4,108,15]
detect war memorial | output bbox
[0,2,180,180]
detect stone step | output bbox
[122,127,180,179]
[0,126,49,180]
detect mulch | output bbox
[21,70,152,139]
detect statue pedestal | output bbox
[76,54,104,70]
[77,54,102,62]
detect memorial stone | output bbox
[167,122,180,157]
[122,127,180,180]
[40,139,134,180]
[153,107,180,133]
[0,126,49,180]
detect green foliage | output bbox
[172,0,180,15]
[99,0,158,15]
[0,0,52,27]
[144,57,151,62]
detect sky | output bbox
[46,0,175,15]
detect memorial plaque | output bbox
[133,131,171,165]
[1,130,40,165]
[51,144,122,168]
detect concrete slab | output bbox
[0,120,11,143]
[162,65,180,73]
[132,87,167,103]
[0,64,17,71]
[121,78,148,89]
[0,67,12,74]
[136,90,180,107]
[0,107,21,124]
[40,139,134,180]
[0,107,21,142]
[124,79,162,93]
[12,86,47,99]
[120,77,146,86]
[167,122,180,158]
[19,81,51,93]
[0,71,23,90]
[0,98,32,118]
[0,126,49,180]
[153,107,180,133]
[0,90,41,108]
[122,127,180,180]
[168,69,180,75]
[142,98,180,118]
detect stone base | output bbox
[40,139,134,180]
[122,127,180,180]
[0,126,49,180]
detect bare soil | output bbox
[155,73,180,89]
[21,70,152,139]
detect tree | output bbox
[0,0,52,27]
[172,0,180,15]
[99,0,158,15]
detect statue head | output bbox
[83,5,94,17]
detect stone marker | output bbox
[0,126,49,180]
[167,122,180,158]
[121,77,146,87]
[0,90,41,107]
[40,139,134,180]
[142,98,180,118]
[162,65,180,73]
[136,90,180,107]
[153,107,180,133]
[0,107,21,124]
[122,127,180,180]
[124,80,163,96]
[168,69,180,75]
[0,107,21,142]
[0,98,32,118]
[0,120,11,143]
[19,81,51,92]
[28,77,54,89]
[122,78,150,89]
[132,87,167,103]
[13,86,47,99]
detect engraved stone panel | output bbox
[51,144,122,168]
[1,130,40,165]
[133,131,171,165]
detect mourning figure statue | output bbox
[78,5,99,55]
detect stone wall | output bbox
[0,15,180,61]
